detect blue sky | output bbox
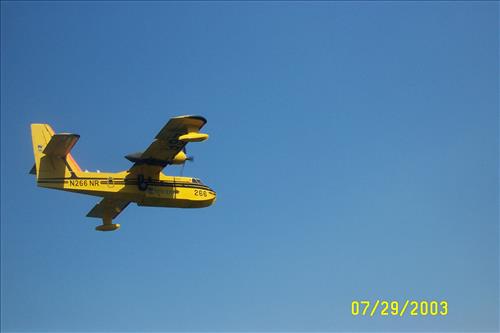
[1,2,498,332]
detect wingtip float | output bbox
[30,115,216,232]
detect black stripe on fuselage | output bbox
[37,178,213,191]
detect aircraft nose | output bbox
[209,188,217,203]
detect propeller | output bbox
[180,147,194,176]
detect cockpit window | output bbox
[192,178,202,184]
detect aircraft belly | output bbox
[139,185,215,208]
[138,197,214,208]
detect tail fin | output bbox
[30,124,82,179]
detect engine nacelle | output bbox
[171,150,188,164]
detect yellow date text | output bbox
[351,300,448,317]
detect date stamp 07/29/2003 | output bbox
[352,300,448,317]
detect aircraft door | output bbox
[173,177,177,199]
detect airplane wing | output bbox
[86,198,130,220]
[126,115,208,170]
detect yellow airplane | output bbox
[30,115,216,231]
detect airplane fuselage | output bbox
[37,170,216,209]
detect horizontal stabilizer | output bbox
[43,133,80,157]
